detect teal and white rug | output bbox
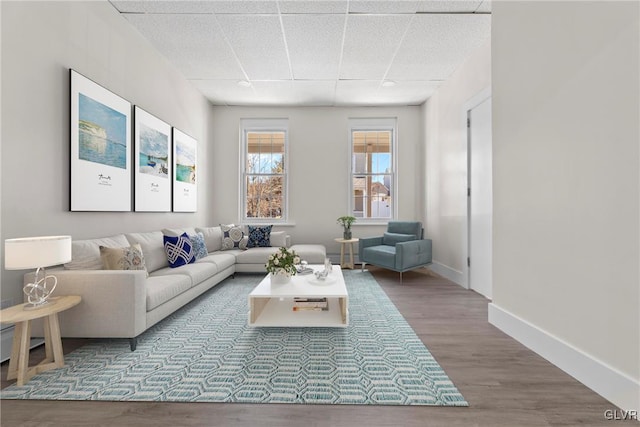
[1,271,467,406]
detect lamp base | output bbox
[23,300,56,311]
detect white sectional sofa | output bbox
[28,226,325,350]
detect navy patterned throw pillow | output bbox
[247,225,273,248]
[163,233,195,268]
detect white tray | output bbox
[306,276,337,285]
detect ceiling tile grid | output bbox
[110,0,491,106]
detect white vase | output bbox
[270,272,291,285]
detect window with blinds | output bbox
[241,119,288,222]
[349,119,396,220]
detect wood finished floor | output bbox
[0,267,631,426]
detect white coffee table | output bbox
[248,265,348,327]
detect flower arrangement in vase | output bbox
[337,215,356,240]
[266,247,300,284]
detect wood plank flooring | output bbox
[0,267,633,426]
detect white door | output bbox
[468,97,492,299]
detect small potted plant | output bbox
[265,247,300,284]
[337,215,356,240]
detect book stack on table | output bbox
[292,297,329,311]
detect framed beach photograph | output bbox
[172,128,197,212]
[70,69,132,211]
[134,106,172,212]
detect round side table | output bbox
[0,295,81,386]
[335,238,359,269]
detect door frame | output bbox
[463,87,492,291]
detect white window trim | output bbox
[239,118,289,225]
[348,118,398,223]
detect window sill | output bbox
[352,221,391,226]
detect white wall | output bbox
[490,1,639,410]
[423,40,491,285]
[209,106,423,256]
[1,1,212,303]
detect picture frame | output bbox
[70,69,132,211]
[172,128,197,212]
[134,106,172,212]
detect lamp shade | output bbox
[4,235,72,270]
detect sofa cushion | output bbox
[197,252,237,272]
[151,262,218,286]
[99,243,147,275]
[146,274,192,311]
[125,231,168,273]
[189,232,208,260]
[195,226,223,253]
[247,225,272,248]
[235,247,280,264]
[382,232,417,246]
[221,224,248,250]
[269,231,287,248]
[161,227,197,237]
[362,245,397,269]
[163,233,195,268]
[65,234,130,270]
[289,244,326,264]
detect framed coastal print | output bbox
[172,128,197,212]
[70,69,132,211]
[134,106,172,212]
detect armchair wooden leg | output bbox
[400,271,403,284]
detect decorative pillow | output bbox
[65,234,130,270]
[99,243,147,275]
[220,224,248,250]
[195,226,223,252]
[247,225,272,248]
[163,233,195,268]
[269,231,287,248]
[382,232,417,246]
[189,232,208,260]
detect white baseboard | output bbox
[489,303,640,412]
[428,261,466,288]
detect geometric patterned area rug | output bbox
[1,270,467,406]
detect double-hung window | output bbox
[240,119,288,223]
[349,118,397,221]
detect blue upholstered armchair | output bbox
[359,221,432,282]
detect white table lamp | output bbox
[5,236,72,310]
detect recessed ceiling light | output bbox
[382,80,397,87]
[237,80,251,87]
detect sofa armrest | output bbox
[359,236,384,260]
[395,239,433,271]
[25,270,147,338]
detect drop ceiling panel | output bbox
[475,0,492,13]
[216,14,291,80]
[415,0,484,13]
[110,1,279,14]
[279,1,348,14]
[340,14,413,80]
[349,1,419,14]
[282,14,345,80]
[125,14,246,80]
[386,14,490,80]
